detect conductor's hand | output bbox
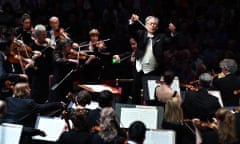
[130,14,139,22]
[113,55,120,63]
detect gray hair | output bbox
[145,16,159,25]
[219,59,238,74]
[99,107,117,142]
[33,24,46,37]
[199,73,213,88]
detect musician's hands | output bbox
[131,14,140,22]
[72,42,79,49]
[113,55,121,63]
[68,59,79,65]
[39,130,46,137]
[60,101,66,108]
[19,74,28,81]
[32,51,42,59]
[85,55,96,64]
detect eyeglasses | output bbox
[146,22,158,26]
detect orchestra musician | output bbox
[48,16,70,47]
[15,13,34,45]
[0,38,28,99]
[212,58,240,106]
[155,70,182,106]
[182,73,221,122]
[78,28,106,83]
[28,24,54,104]
[48,39,78,102]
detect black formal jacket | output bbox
[213,74,240,106]
[128,23,177,73]
[182,88,221,121]
[6,97,62,127]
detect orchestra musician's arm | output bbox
[0,54,27,82]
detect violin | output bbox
[10,39,33,58]
[192,119,218,131]
[66,49,89,60]
[54,27,71,41]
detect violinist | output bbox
[28,24,54,104]
[0,38,28,99]
[15,13,34,45]
[182,73,221,122]
[48,16,69,45]
[212,58,240,106]
[48,39,78,102]
[78,28,105,83]
[214,108,240,144]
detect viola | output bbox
[54,28,71,40]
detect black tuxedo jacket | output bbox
[6,97,62,127]
[129,24,176,73]
[213,74,240,106]
[182,88,221,121]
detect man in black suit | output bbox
[213,58,240,106]
[128,14,177,104]
[182,73,221,121]
[5,82,65,127]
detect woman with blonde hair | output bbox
[162,97,195,144]
[215,108,240,144]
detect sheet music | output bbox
[147,80,160,100]
[84,85,113,92]
[208,90,224,107]
[33,116,66,142]
[144,130,175,144]
[147,77,180,100]
[0,123,23,144]
[120,107,158,129]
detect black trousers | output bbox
[132,69,160,105]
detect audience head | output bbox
[215,108,237,144]
[163,70,175,85]
[98,90,113,108]
[219,59,238,75]
[145,16,159,34]
[0,100,7,117]
[164,97,183,123]
[70,108,88,131]
[13,82,31,98]
[99,107,117,143]
[199,73,213,88]
[75,90,92,107]
[128,121,146,144]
